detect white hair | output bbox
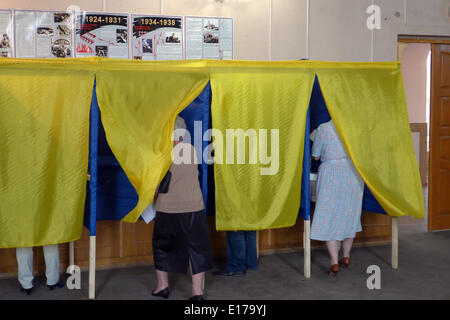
[174,116,186,131]
[173,116,186,142]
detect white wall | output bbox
[400,43,430,123]
[1,0,449,61]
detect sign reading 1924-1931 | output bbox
[75,12,129,59]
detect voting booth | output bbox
[0,58,424,299]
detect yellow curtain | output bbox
[209,61,315,230]
[0,59,94,248]
[95,59,209,222]
[0,58,424,248]
[315,61,425,218]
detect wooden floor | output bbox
[0,211,391,276]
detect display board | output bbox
[185,16,233,60]
[4,10,234,61]
[132,15,183,60]
[14,10,73,58]
[0,10,13,58]
[75,12,128,58]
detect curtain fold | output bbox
[315,61,424,219]
[95,59,209,222]
[0,59,95,248]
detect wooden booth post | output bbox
[303,107,312,279]
[303,219,311,278]
[89,236,96,299]
[391,216,399,269]
[69,242,75,267]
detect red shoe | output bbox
[339,257,350,268]
[328,264,339,276]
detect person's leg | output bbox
[185,211,213,297]
[154,269,169,292]
[326,240,339,265]
[152,212,176,294]
[191,272,204,296]
[342,238,354,258]
[16,247,34,289]
[43,244,60,286]
[244,231,258,270]
[225,231,246,272]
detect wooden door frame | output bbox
[398,36,450,45]
[398,36,450,231]
[428,42,450,231]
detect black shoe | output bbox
[152,287,169,299]
[189,295,204,300]
[48,282,64,291]
[20,287,33,295]
[213,269,246,277]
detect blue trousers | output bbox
[225,231,258,272]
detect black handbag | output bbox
[158,170,172,194]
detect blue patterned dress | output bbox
[310,121,364,241]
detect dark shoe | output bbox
[48,282,64,290]
[189,295,204,300]
[338,257,350,269]
[213,270,246,277]
[152,287,169,299]
[20,287,33,295]
[328,264,340,277]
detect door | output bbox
[429,44,450,231]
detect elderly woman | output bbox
[311,120,364,276]
[151,116,213,300]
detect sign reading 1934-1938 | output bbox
[132,15,183,61]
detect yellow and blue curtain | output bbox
[0,58,424,247]
[84,82,213,235]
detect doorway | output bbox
[398,36,450,232]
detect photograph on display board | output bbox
[132,15,182,60]
[203,18,219,31]
[165,31,181,43]
[14,10,73,58]
[75,13,128,59]
[95,45,108,57]
[0,33,11,48]
[203,32,219,44]
[52,38,71,58]
[54,13,70,24]
[37,27,54,36]
[116,29,128,44]
[57,25,70,36]
[142,38,152,53]
[0,10,13,57]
